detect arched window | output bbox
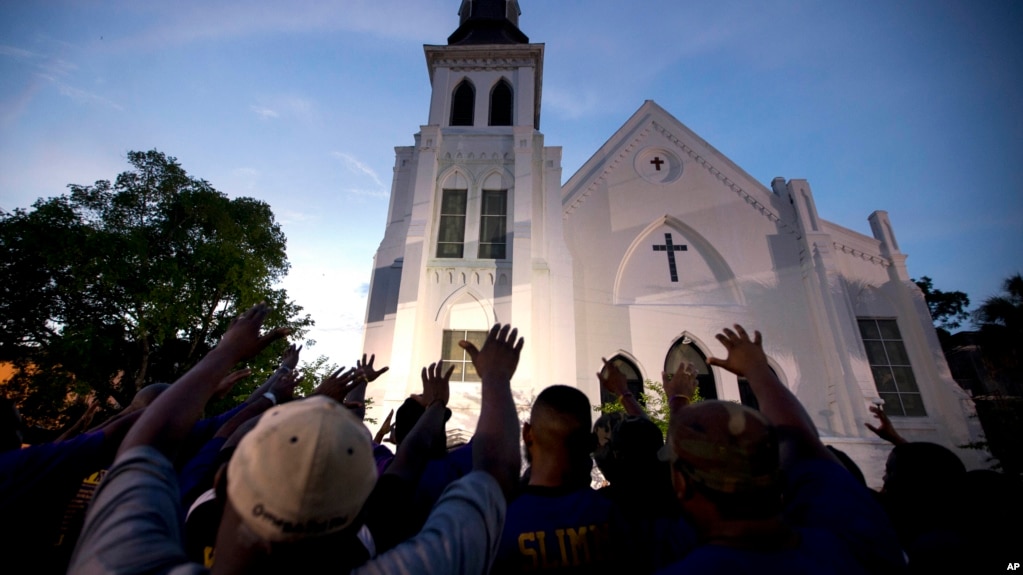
[489,79,513,126]
[600,355,644,407]
[451,80,475,126]
[664,337,717,400]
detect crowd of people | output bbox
[1,302,1019,573]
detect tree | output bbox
[597,379,702,438]
[974,273,1023,374]
[914,276,971,331]
[0,150,312,428]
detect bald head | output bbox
[529,385,592,449]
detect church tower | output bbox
[361,0,576,431]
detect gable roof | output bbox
[561,101,791,233]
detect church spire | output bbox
[447,0,529,45]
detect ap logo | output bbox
[1009,563,1021,571]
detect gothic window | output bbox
[858,318,926,416]
[451,80,475,126]
[737,378,761,410]
[664,338,717,400]
[600,355,644,407]
[436,189,467,258]
[489,79,513,126]
[477,189,507,259]
[442,329,488,382]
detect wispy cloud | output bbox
[332,152,385,190]
[0,44,77,76]
[345,188,389,199]
[111,2,450,50]
[250,96,314,121]
[276,209,318,225]
[250,105,278,119]
[37,73,123,111]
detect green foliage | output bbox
[974,273,1023,374]
[0,150,313,428]
[913,276,971,331]
[596,379,702,438]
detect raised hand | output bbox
[217,302,292,362]
[375,409,395,444]
[356,353,390,383]
[269,368,302,404]
[707,324,768,377]
[598,358,630,397]
[416,360,453,408]
[459,324,524,384]
[280,343,302,372]
[214,368,252,399]
[663,361,698,400]
[865,404,907,445]
[312,367,365,404]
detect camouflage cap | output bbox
[659,400,779,494]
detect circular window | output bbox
[635,147,682,184]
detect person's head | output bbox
[882,441,965,498]
[523,385,594,485]
[393,396,451,453]
[213,396,378,572]
[661,400,782,527]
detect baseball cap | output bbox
[659,400,779,494]
[228,396,378,542]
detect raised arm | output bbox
[384,361,452,483]
[598,358,648,419]
[865,404,907,446]
[707,325,834,463]
[460,324,523,498]
[663,361,699,416]
[117,302,290,459]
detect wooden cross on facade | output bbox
[650,157,665,171]
[652,232,687,282]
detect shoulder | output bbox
[354,471,506,575]
[69,446,195,574]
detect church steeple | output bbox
[448,0,528,45]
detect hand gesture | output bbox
[663,361,698,399]
[356,353,390,383]
[459,324,524,384]
[269,369,302,403]
[415,360,453,408]
[598,358,630,397]
[214,368,252,399]
[706,325,768,377]
[312,367,364,404]
[279,344,302,372]
[375,409,395,444]
[217,302,292,362]
[865,404,906,445]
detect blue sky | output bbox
[2,0,1020,365]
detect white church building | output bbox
[359,0,986,481]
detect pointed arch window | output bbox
[436,189,467,258]
[489,79,513,126]
[451,80,475,126]
[664,338,717,400]
[477,189,507,259]
[600,355,644,407]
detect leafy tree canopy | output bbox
[974,273,1023,372]
[913,276,971,331]
[0,150,312,428]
